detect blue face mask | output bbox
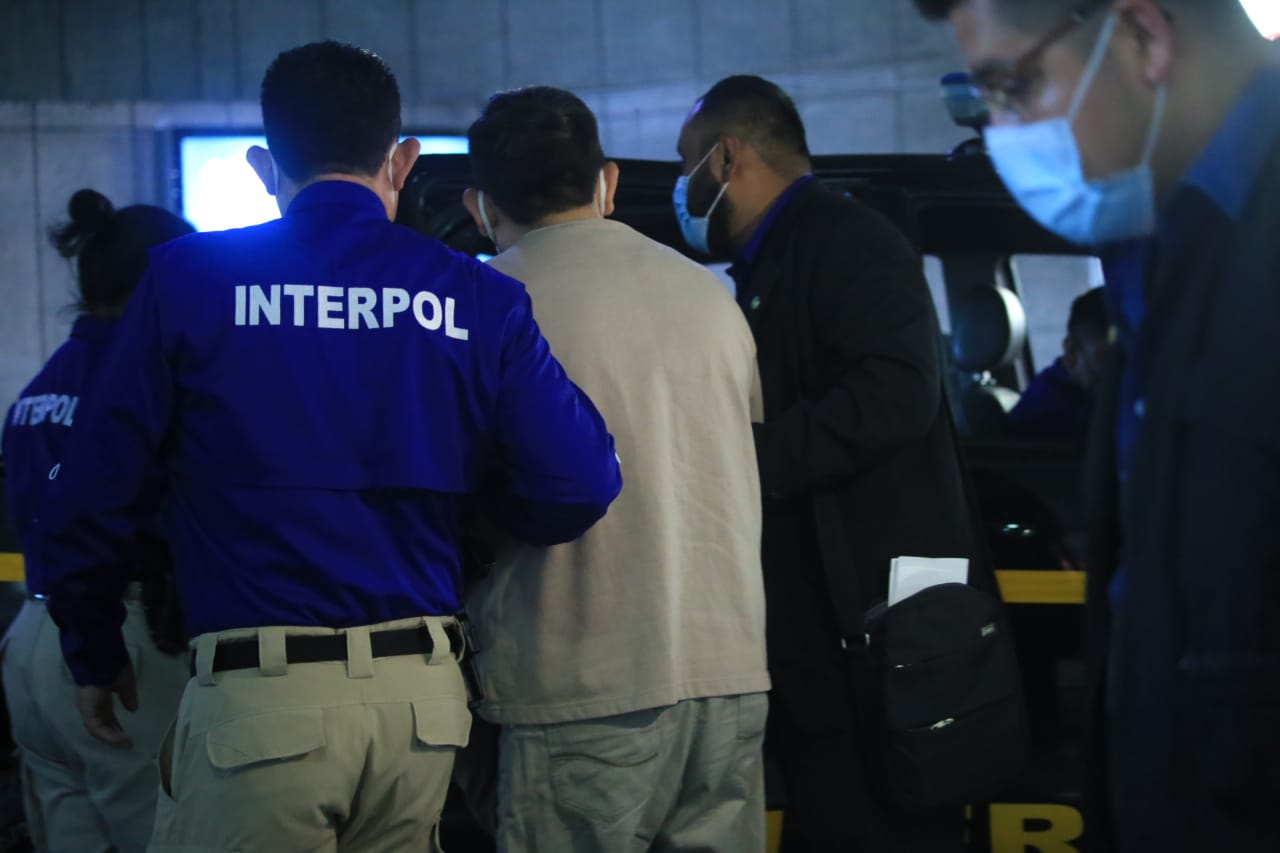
[673,143,729,255]
[984,13,1167,247]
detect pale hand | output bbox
[76,664,139,748]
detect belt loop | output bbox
[258,628,287,677]
[195,635,218,686]
[346,626,374,679]
[424,618,450,666]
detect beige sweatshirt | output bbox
[466,217,769,725]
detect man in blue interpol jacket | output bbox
[40,41,622,852]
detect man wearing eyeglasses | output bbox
[915,1,1280,851]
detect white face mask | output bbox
[984,13,1167,247]
[477,190,499,251]
[477,170,609,252]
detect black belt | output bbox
[191,625,461,675]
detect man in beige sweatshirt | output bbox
[458,86,770,853]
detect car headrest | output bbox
[951,287,1028,373]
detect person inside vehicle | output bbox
[1,189,193,853]
[1006,286,1111,441]
[915,0,1280,850]
[675,74,992,852]
[38,41,621,852]
[457,84,770,853]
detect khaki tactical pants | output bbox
[147,616,471,853]
[495,693,769,853]
[1,597,189,853]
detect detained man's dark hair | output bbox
[1067,287,1108,336]
[467,86,606,226]
[51,189,194,315]
[260,41,401,183]
[690,75,810,169]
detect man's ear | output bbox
[390,137,421,192]
[461,188,488,233]
[602,161,620,217]
[246,146,278,196]
[1120,0,1176,85]
[718,135,745,181]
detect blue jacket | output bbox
[1004,359,1090,441]
[42,181,622,687]
[3,316,113,597]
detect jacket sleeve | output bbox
[753,208,940,500]
[43,273,173,687]
[488,291,622,546]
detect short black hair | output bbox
[467,86,606,226]
[51,189,194,315]
[1067,287,1108,336]
[689,75,811,170]
[260,41,401,183]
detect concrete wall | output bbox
[0,0,972,408]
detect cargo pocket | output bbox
[546,709,662,824]
[205,708,326,771]
[149,717,243,853]
[412,698,472,750]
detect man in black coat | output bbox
[916,0,1280,850]
[674,75,985,852]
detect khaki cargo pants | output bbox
[147,616,471,853]
[494,693,769,853]
[1,596,189,853]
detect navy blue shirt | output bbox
[1004,359,1091,441]
[42,181,623,686]
[3,316,114,596]
[729,175,814,300]
[1105,61,1280,608]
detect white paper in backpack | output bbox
[888,557,969,607]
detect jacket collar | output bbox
[1184,61,1280,223]
[285,180,388,220]
[736,178,827,331]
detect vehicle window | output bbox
[1008,255,1103,372]
[924,256,950,334]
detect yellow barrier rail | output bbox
[0,552,23,584]
[995,570,1086,605]
[0,553,1086,605]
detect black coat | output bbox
[1083,139,1280,851]
[738,180,989,674]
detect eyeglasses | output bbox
[972,0,1111,116]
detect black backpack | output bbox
[848,581,1028,810]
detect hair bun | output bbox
[68,188,115,232]
[53,189,116,259]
